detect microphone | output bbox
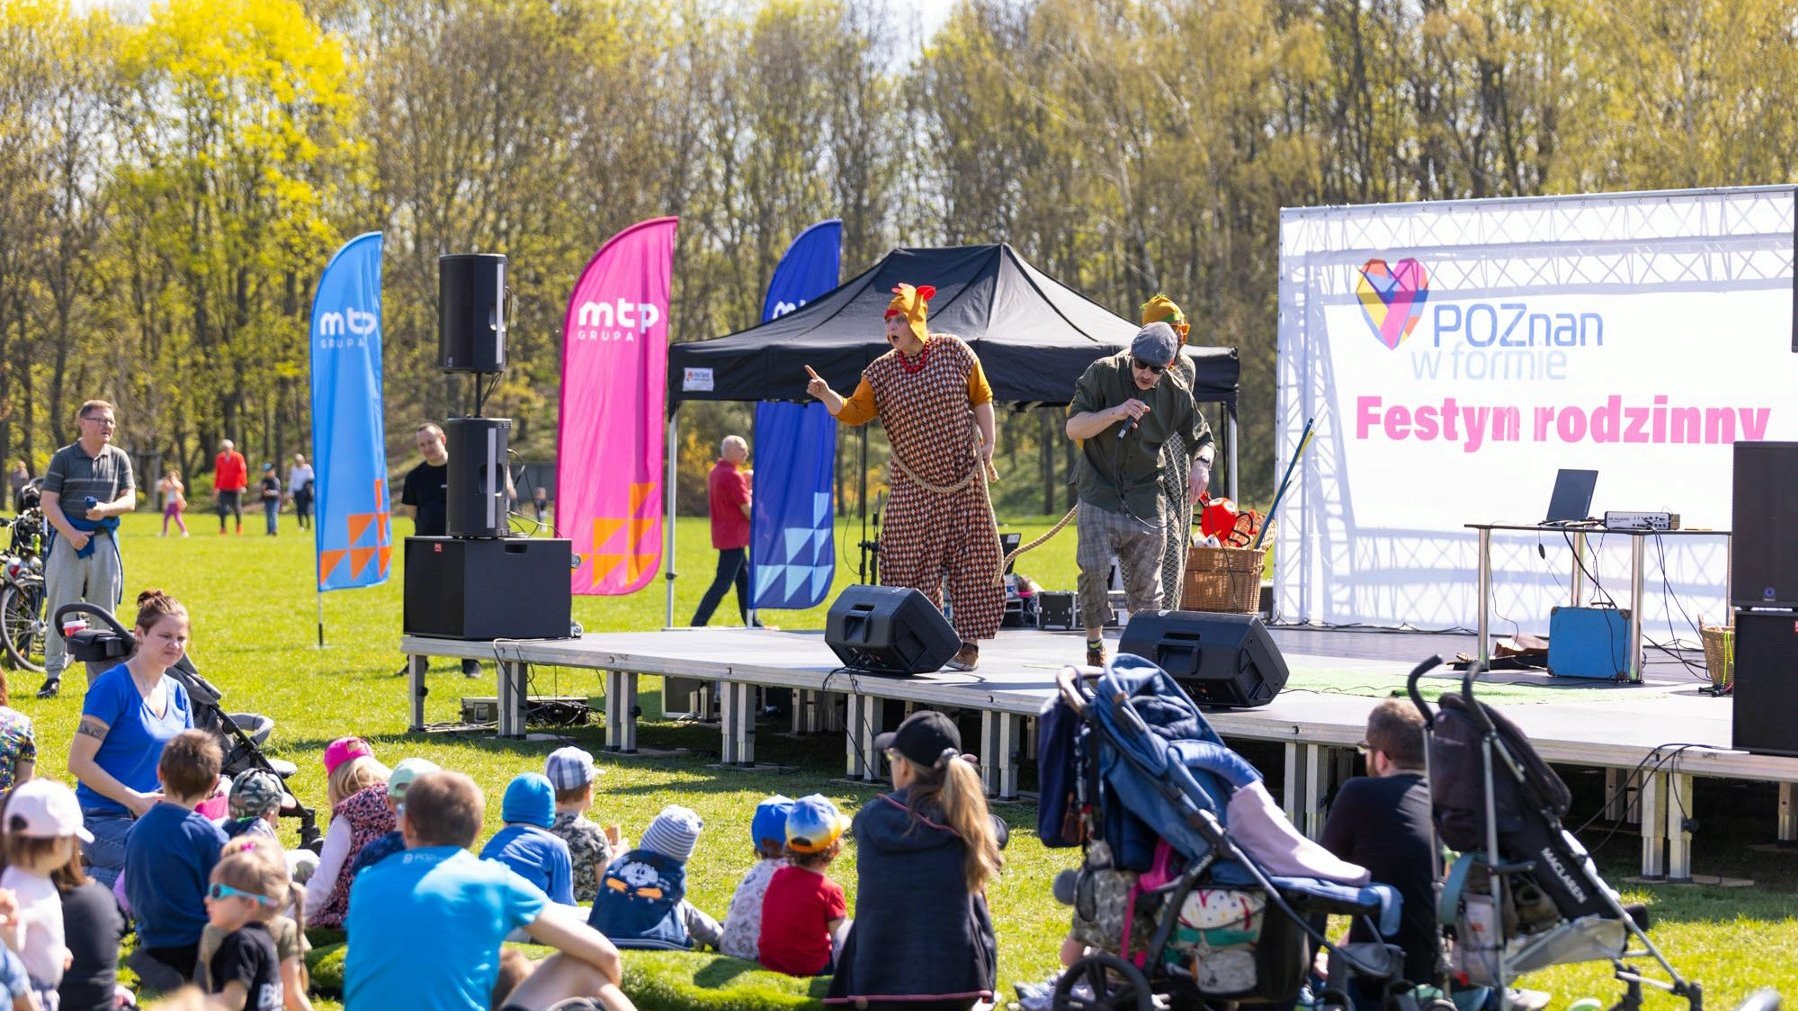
[1117,415,1139,439]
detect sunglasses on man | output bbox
[1131,357,1167,375]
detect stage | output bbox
[399,624,1798,883]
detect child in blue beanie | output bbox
[478,772,575,905]
[719,794,794,960]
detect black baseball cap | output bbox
[875,710,962,768]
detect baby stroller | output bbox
[1406,658,1700,1011]
[1040,655,1430,1011]
[55,602,323,851]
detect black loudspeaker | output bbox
[1732,611,1798,756]
[1118,611,1289,708]
[439,253,508,373]
[445,417,510,538]
[404,536,572,640]
[825,585,960,675]
[1732,442,1798,608]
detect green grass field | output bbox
[19,513,1794,1008]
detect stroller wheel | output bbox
[1053,953,1153,1011]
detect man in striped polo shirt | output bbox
[38,399,136,698]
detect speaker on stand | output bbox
[439,253,509,373]
[445,418,511,539]
[1731,442,1798,755]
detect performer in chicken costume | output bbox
[805,283,1004,671]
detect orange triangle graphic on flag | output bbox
[350,547,377,577]
[590,554,625,586]
[377,545,392,575]
[319,550,347,584]
[373,478,387,512]
[629,482,654,516]
[593,517,626,549]
[628,516,656,551]
[347,514,374,546]
[375,513,391,544]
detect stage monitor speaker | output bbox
[1732,441,1798,608]
[1118,611,1289,708]
[439,253,508,373]
[825,585,960,675]
[445,417,510,538]
[403,536,572,640]
[1732,611,1798,756]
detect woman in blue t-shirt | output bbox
[67,588,195,886]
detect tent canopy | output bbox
[669,243,1239,410]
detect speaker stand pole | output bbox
[665,412,679,629]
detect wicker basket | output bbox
[1181,543,1267,613]
[1700,625,1734,690]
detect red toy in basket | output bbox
[1198,496,1264,548]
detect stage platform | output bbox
[399,625,1798,883]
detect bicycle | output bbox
[0,507,47,674]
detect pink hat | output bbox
[323,737,373,775]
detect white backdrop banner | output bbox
[1275,187,1797,634]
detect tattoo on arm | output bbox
[76,718,108,742]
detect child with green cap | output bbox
[347,756,440,878]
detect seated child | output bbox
[221,770,285,841]
[588,804,722,951]
[718,794,794,961]
[201,843,292,1010]
[125,730,229,981]
[2,779,89,1006]
[479,773,574,905]
[305,738,393,929]
[348,758,439,878]
[543,747,623,904]
[758,794,850,977]
[199,836,315,1011]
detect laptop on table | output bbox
[1543,469,1598,525]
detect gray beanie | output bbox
[640,804,703,863]
[1130,321,1179,366]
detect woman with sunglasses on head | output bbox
[805,284,1004,673]
[1065,322,1204,669]
[826,710,1006,1011]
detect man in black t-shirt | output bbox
[398,422,476,676]
[1320,698,1441,994]
[399,423,450,536]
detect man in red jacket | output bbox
[691,435,757,627]
[214,439,248,535]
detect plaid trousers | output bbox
[1075,500,1166,630]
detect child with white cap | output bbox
[543,746,624,904]
[757,794,851,977]
[2,778,94,1006]
[587,804,722,951]
[718,794,794,961]
[346,756,440,879]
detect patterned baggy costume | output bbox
[852,335,1004,643]
[1158,354,1198,607]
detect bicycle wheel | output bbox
[1,582,45,674]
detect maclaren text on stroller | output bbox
[1040,655,1425,1011]
[1407,657,1701,1011]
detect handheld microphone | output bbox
[1117,415,1138,439]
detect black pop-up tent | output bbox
[657,242,1242,624]
[668,243,1241,409]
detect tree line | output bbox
[1,0,1793,513]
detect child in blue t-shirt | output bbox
[125,729,229,982]
[478,773,574,905]
[719,794,794,961]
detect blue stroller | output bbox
[1041,655,1428,1011]
[1407,658,1701,1011]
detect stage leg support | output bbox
[498,660,526,739]
[604,670,638,753]
[721,681,755,765]
[980,712,1022,801]
[1666,772,1693,882]
[844,694,881,780]
[1640,771,1667,878]
[1283,742,1327,839]
[1779,783,1797,842]
[407,654,427,732]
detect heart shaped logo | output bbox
[1356,258,1430,350]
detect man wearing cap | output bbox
[1065,322,1205,667]
[1139,296,1216,607]
[806,283,1004,672]
[545,747,619,905]
[38,399,135,698]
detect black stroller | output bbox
[56,603,322,850]
[1039,655,1430,1011]
[1407,657,1700,1011]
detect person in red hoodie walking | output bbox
[691,435,758,627]
[213,440,247,535]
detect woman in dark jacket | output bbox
[827,710,1007,1011]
